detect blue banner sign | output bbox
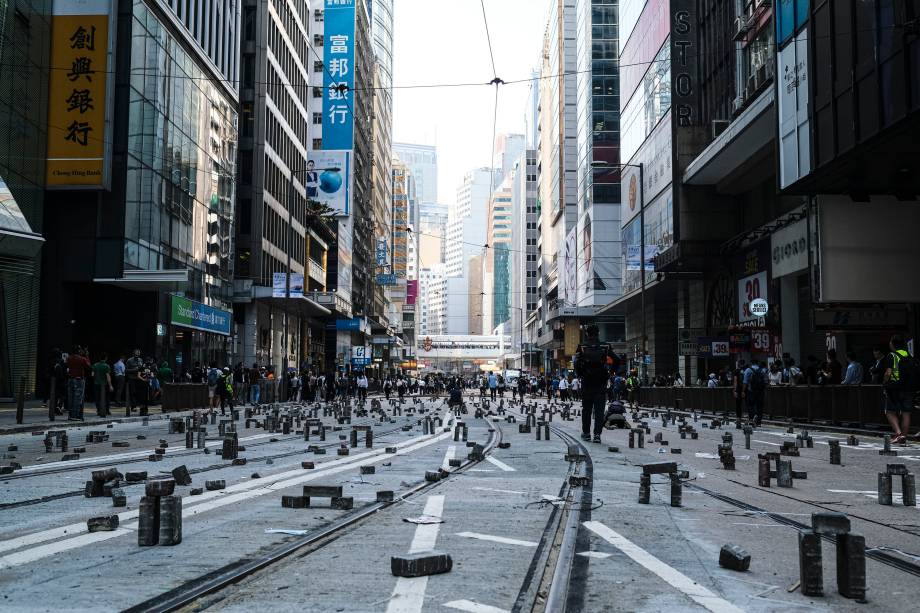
[336,318,361,331]
[376,273,397,286]
[322,0,355,150]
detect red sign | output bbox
[423,337,433,352]
[406,279,418,305]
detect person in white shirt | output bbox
[707,373,718,389]
[570,376,582,400]
[558,376,570,401]
[357,373,369,401]
[768,363,784,386]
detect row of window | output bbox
[267,14,310,114]
[261,199,304,269]
[266,60,310,152]
[270,0,311,82]
[263,153,307,230]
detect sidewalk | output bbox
[0,399,176,435]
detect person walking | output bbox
[218,367,234,414]
[575,325,613,443]
[92,353,113,417]
[558,375,569,401]
[357,372,368,401]
[883,335,918,444]
[487,372,498,401]
[207,363,221,409]
[742,360,767,426]
[66,346,91,421]
[125,349,148,415]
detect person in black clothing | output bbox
[869,345,886,384]
[574,325,614,443]
[732,360,746,421]
[805,355,820,385]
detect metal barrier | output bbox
[161,384,208,412]
[638,385,889,427]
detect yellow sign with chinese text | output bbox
[46,11,109,186]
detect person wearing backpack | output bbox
[742,360,767,425]
[207,363,221,408]
[883,335,918,444]
[574,324,614,443]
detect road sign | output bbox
[750,298,769,317]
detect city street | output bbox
[1,392,917,612]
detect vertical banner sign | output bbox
[322,0,356,150]
[670,0,698,127]
[47,0,110,186]
[392,167,409,278]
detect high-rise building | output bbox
[492,134,526,185]
[418,264,446,337]
[445,167,498,334]
[535,0,579,372]
[510,149,539,370]
[418,201,448,267]
[393,142,437,207]
[39,0,239,378]
[0,2,49,398]
[234,0,331,372]
[485,181,513,331]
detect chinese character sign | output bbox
[47,2,110,186]
[322,0,355,150]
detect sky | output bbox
[392,0,548,205]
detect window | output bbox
[314,9,323,22]
[313,34,323,46]
[312,112,322,125]
[312,138,322,150]
[313,60,324,73]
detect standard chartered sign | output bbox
[170,295,231,336]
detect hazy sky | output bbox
[392,0,548,205]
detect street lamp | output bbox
[591,161,646,378]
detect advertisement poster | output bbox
[272,272,304,298]
[306,150,351,216]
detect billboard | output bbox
[170,295,231,336]
[306,150,351,216]
[272,272,304,298]
[322,0,355,150]
[406,279,418,305]
[46,0,112,187]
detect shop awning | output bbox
[0,178,44,258]
[250,285,332,316]
[94,269,189,291]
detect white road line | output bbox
[13,432,277,474]
[584,521,743,613]
[0,430,452,566]
[471,487,525,495]
[386,495,445,613]
[468,469,495,472]
[485,457,515,472]
[576,551,612,559]
[752,440,780,447]
[455,532,538,547]
[442,446,456,472]
[443,599,510,613]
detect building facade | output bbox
[39,0,240,380]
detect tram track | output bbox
[121,412,500,613]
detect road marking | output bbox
[442,446,456,471]
[468,469,495,472]
[443,599,510,613]
[485,456,515,472]
[386,495,445,613]
[752,440,780,447]
[584,521,744,613]
[577,551,612,559]
[455,532,538,547]
[471,487,525,495]
[0,430,452,567]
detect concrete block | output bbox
[718,544,751,571]
[189,488,203,496]
[138,497,160,546]
[301,461,315,469]
[111,488,127,507]
[303,485,342,497]
[360,465,375,475]
[449,458,462,467]
[836,533,866,600]
[337,447,350,456]
[391,551,453,577]
[125,471,147,482]
[171,465,193,486]
[112,442,130,448]
[84,480,104,497]
[61,454,80,461]
[903,474,916,506]
[232,458,247,466]
[377,490,395,503]
[798,530,824,597]
[878,473,893,505]
[205,480,226,491]
[87,515,120,533]
[425,471,440,482]
[886,463,909,475]
[642,462,677,475]
[331,496,353,510]
[811,512,850,536]
[145,478,176,497]
[670,449,682,454]
[158,495,182,546]
[281,495,310,508]
[386,447,398,453]
[638,474,651,504]
[498,442,511,449]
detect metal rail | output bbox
[122,413,502,613]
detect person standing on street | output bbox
[742,360,767,426]
[66,346,91,421]
[487,372,498,401]
[92,353,113,417]
[125,349,148,415]
[357,371,368,401]
[112,355,126,408]
[558,374,569,401]
[842,351,864,385]
[575,325,613,443]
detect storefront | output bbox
[165,295,232,376]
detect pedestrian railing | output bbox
[638,385,890,428]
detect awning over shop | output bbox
[0,177,44,258]
[250,285,332,316]
[94,269,189,292]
